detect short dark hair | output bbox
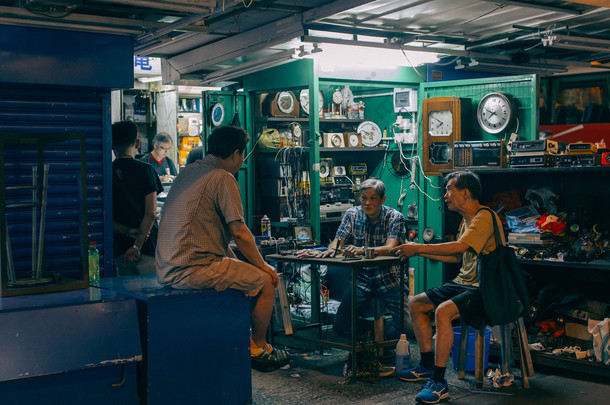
[445,170,482,201]
[360,178,385,197]
[207,126,250,159]
[153,132,172,146]
[112,121,138,149]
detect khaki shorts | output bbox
[174,257,269,297]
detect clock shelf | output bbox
[255,117,310,123]
[320,118,366,123]
[320,147,386,153]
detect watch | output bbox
[357,121,382,147]
[477,91,514,135]
[421,97,465,175]
[210,102,224,127]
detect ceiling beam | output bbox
[0,5,209,35]
[479,0,582,15]
[562,1,610,7]
[164,0,377,76]
[92,0,213,14]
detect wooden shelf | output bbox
[320,147,386,153]
[518,258,610,271]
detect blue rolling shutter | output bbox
[0,83,111,280]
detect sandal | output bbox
[266,345,290,365]
[251,348,285,372]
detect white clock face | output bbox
[331,133,343,147]
[332,90,343,105]
[428,110,453,136]
[296,227,311,240]
[349,133,360,146]
[357,121,382,147]
[478,92,512,134]
[299,89,309,114]
[291,123,302,138]
[299,89,324,116]
[277,91,295,114]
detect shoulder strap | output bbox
[476,206,505,249]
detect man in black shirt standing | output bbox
[112,121,163,275]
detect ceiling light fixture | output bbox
[455,59,465,69]
[311,42,323,53]
[297,45,309,58]
[469,58,479,67]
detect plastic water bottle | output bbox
[88,241,100,283]
[395,333,410,372]
[261,215,271,237]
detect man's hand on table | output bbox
[342,245,364,257]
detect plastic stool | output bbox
[457,317,534,389]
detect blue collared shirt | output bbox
[335,205,406,290]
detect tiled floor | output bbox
[252,346,610,404]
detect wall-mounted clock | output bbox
[421,97,469,175]
[477,91,515,135]
[210,102,224,126]
[299,89,324,117]
[262,91,300,117]
[357,121,382,147]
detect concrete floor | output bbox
[252,346,610,404]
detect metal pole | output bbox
[35,164,49,280]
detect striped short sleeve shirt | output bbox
[156,154,243,286]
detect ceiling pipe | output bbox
[136,13,209,45]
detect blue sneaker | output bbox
[415,379,449,404]
[397,364,433,382]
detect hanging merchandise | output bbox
[231,90,241,127]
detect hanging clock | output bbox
[357,121,382,147]
[299,89,324,117]
[477,91,515,135]
[422,226,435,243]
[210,102,224,126]
[421,97,470,176]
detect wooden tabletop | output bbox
[266,253,404,268]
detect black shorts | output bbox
[425,281,485,327]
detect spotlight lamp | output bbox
[311,42,323,54]
[297,45,309,58]
[455,58,465,69]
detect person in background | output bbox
[140,132,178,182]
[186,145,203,165]
[112,121,163,276]
[156,125,288,370]
[391,171,503,404]
[318,178,411,376]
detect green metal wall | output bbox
[416,74,539,292]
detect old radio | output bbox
[511,139,559,154]
[568,143,597,155]
[556,154,600,167]
[509,153,555,168]
[454,140,506,168]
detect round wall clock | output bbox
[294,226,312,241]
[210,102,224,126]
[357,121,382,147]
[332,90,344,105]
[477,91,515,134]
